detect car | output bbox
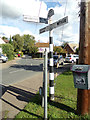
[65,54,79,63]
[53,55,64,67]
[0,54,8,63]
[48,55,64,67]
[18,54,21,57]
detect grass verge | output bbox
[14,71,90,119]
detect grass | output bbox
[14,71,90,119]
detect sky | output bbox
[0,0,81,46]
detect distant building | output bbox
[3,39,9,43]
[35,42,49,58]
[0,37,5,44]
[64,43,79,54]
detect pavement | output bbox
[0,57,72,119]
[0,71,45,119]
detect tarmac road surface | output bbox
[0,56,44,85]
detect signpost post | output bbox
[44,49,48,119]
[39,15,68,100]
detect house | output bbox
[0,37,5,44]
[35,42,49,58]
[64,43,79,54]
[3,39,9,43]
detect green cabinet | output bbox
[71,65,90,89]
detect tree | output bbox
[61,41,68,48]
[9,35,12,44]
[2,43,14,60]
[22,34,38,54]
[75,47,79,54]
[12,34,24,52]
[9,35,12,45]
[2,36,8,40]
[54,46,63,54]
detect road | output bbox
[0,55,72,86]
[0,55,44,85]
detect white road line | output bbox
[9,69,24,74]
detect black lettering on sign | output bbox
[40,28,46,33]
[57,18,66,26]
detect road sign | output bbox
[23,15,48,24]
[47,9,54,19]
[23,15,39,23]
[39,17,48,24]
[39,16,68,34]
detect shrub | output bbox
[2,43,15,60]
[20,52,23,57]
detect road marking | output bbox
[9,69,24,74]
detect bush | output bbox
[2,43,15,60]
[20,52,23,57]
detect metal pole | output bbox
[44,49,47,119]
[42,60,45,107]
[49,17,54,101]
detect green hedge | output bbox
[2,43,15,60]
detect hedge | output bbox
[2,43,15,60]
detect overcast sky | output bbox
[0,0,80,46]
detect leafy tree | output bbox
[61,41,68,48]
[75,47,79,54]
[2,36,8,40]
[54,46,63,54]
[2,43,14,60]
[28,45,38,54]
[9,35,12,45]
[12,34,24,52]
[22,34,38,54]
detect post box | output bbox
[71,65,90,89]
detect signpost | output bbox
[47,9,54,19]
[23,15,39,22]
[23,10,68,118]
[23,15,48,24]
[39,17,48,24]
[39,15,68,101]
[39,16,68,34]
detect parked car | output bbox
[65,54,79,63]
[48,55,64,67]
[53,55,64,67]
[18,54,21,57]
[0,54,8,63]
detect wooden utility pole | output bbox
[77,0,90,115]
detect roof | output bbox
[3,39,9,43]
[68,43,79,52]
[64,43,79,53]
[35,42,49,47]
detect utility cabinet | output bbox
[71,65,90,89]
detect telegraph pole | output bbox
[77,0,90,115]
